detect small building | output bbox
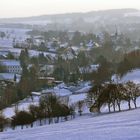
[79,64,99,74]
[38,77,55,86]
[41,87,71,105]
[61,47,77,60]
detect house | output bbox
[90,64,100,71]
[79,64,99,74]
[61,47,78,60]
[39,65,54,76]
[59,43,69,48]
[86,40,94,48]
[33,36,45,46]
[41,86,72,105]
[0,59,22,74]
[38,77,55,86]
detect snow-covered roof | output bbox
[74,86,92,94]
[56,83,68,89]
[31,92,41,96]
[0,59,20,66]
[42,83,72,97]
[42,87,72,97]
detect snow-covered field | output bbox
[0,28,30,48]
[1,108,140,140]
[0,38,13,48]
[121,69,140,84]
[112,69,140,84]
[3,97,39,118]
[0,27,57,58]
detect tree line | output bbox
[0,94,75,132]
[87,82,140,113]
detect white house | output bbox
[41,85,72,105]
[79,64,99,74]
[0,59,22,74]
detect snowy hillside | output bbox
[0,28,30,48]
[112,69,140,84]
[121,69,140,84]
[1,108,140,140]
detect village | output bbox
[0,26,140,132]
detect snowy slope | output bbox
[0,38,13,48]
[0,28,30,48]
[3,97,39,118]
[112,69,140,84]
[121,69,140,84]
[1,109,140,140]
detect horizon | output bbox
[0,8,139,19]
[0,0,140,18]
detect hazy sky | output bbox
[0,0,140,18]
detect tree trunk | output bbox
[113,103,116,112]
[0,126,3,132]
[44,118,47,124]
[64,116,68,121]
[31,123,33,128]
[98,108,101,114]
[118,103,121,112]
[134,99,137,109]
[108,103,111,113]
[21,125,23,129]
[117,101,121,112]
[48,117,52,124]
[128,101,131,110]
[57,117,59,123]
[39,119,42,126]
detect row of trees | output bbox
[87,82,140,113]
[0,94,75,131]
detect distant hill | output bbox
[1,8,140,39]
[0,8,139,24]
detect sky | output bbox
[0,0,140,18]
